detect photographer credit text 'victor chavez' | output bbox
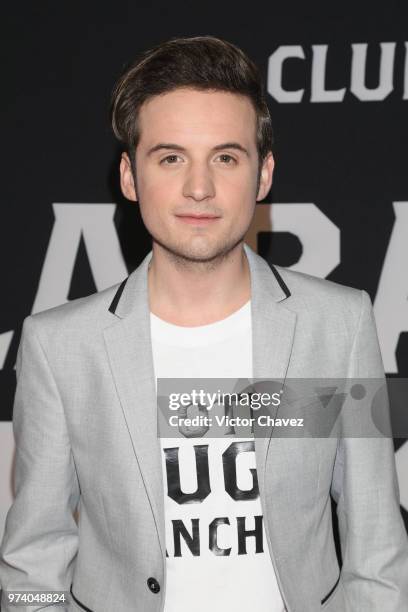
[168,412,304,430]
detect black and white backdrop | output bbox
[1,2,407,540]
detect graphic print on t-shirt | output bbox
[162,437,264,559]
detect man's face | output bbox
[120,87,274,262]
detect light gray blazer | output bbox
[1,242,407,612]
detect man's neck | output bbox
[148,242,251,327]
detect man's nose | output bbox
[182,162,216,201]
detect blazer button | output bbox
[147,577,160,594]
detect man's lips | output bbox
[176,213,221,225]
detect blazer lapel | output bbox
[242,244,297,504]
[102,250,167,557]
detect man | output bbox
[1,35,407,612]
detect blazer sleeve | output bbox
[331,289,408,610]
[0,315,80,612]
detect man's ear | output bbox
[120,152,138,202]
[256,152,275,201]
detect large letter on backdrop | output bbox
[246,203,340,278]
[32,203,127,314]
[375,201,408,373]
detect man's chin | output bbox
[155,238,243,264]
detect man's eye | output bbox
[161,155,181,164]
[218,154,236,164]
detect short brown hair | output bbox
[110,35,273,172]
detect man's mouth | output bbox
[176,213,221,225]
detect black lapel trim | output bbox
[265,261,291,299]
[321,573,340,605]
[70,584,94,612]
[108,277,128,314]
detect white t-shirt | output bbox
[150,300,286,612]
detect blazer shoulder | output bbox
[272,264,367,316]
[26,279,125,335]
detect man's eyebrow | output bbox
[146,142,250,157]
